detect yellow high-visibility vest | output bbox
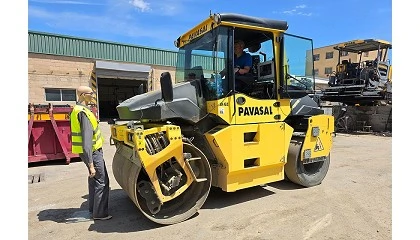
[70,104,103,154]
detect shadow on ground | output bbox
[202,180,303,209]
[28,157,83,168]
[37,189,162,233]
[37,180,303,232]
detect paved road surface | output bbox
[28,123,391,240]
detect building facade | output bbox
[28,31,188,120]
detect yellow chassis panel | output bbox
[205,122,293,192]
[206,94,291,125]
[300,115,334,160]
[110,124,195,203]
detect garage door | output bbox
[95,61,151,120]
[95,60,151,80]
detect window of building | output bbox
[314,69,319,76]
[45,88,77,101]
[340,51,348,56]
[326,52,334,59]
[364,52,369,57]
[325,67,333,74]
[313,54,320,61]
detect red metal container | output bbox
[28,103,99,164]
[28,103,77,164]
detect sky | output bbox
[28,0,392,53]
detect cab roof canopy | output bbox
[218,13,288,31]
[175,12,289,48]
[219,13,289,49]
[333,39,392,53]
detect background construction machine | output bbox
[319,39,392,133]
[321,39,392,106]
[108,12,334,225]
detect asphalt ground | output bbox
[26,123,393,240]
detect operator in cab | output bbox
[233,39,254,91]
[233,39,252,75]
[220,39,252,78]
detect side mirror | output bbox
[138,83,145,94]
[160,72,173,102]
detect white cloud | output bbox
[158,4,178,16]
[277,4,312,17]
[125,0,187,16]
[129,0,151,12]
[283,9,297,14]
[148,1,183,16]
[298,12,312,16]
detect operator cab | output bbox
[174,13,316,102]
[116,13,321,124]
[231,29,278,99]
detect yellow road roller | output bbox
[109,12,334,225]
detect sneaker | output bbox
[93,215,112,220]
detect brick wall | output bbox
[149,65,176,92]
[29,54,177,106]
[28,53,94,105]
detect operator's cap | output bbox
[77,86,94,96]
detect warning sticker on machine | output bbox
[314,137,324,152]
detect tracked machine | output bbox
[319,39,392,133]
[321,39,392,106]
[109,13,335,225]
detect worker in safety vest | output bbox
[70,86,111,220]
